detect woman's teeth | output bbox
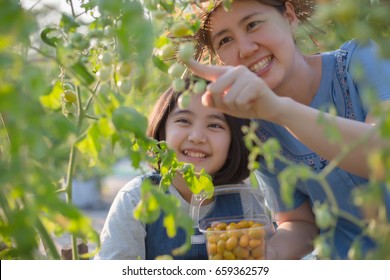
[250,56,272,73]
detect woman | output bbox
[185,0,390,259]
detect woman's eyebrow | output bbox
[211,11,264,43]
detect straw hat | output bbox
[192,0,320,61]
[193,0,316,24]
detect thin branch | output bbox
[0,114,11,145]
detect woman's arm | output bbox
[272,97,390,178]
[186,59,390,178]
[266,200,318,260]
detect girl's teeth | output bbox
[184,151,206,158]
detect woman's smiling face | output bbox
[209,0,298,90]
[165,94,231,175]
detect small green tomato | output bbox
[63,83,74,91]
[160,44,176,60]
[70,32,83,43]
[119,80,132,94]
[172,78,185,92]
[64,102,77,114]
[63,90,77,103]
[97,67,112,82]
[101,52,113,66]
[178,93,191,109]
[117,61,132,77]
[171,21,190,37]
[314,204,333,230]
[178,42,195,63]
[99,84,111,96]
[193,79,207,94]
[152,10,166,20]
[168,63,185,78]
[155,255,173,260]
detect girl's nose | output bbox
[188,128,207,144]
[238,36,259,59]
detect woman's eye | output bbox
[247,20,261,31]
[218,37,232,48]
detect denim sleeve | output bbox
[256,164,307,213]
[348,40,390,113]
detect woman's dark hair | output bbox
[147,78,250,185]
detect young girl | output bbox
[94,80,251,259]
[186,0,390,259]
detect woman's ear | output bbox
[284,1,299,32]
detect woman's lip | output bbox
[249,55,273,76]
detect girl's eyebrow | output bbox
[171,109,227,122]
[211,11,264,43]
[207,114,227,123]
[170,109,193,116]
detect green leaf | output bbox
[97,117,114,138]
[198,170,214,197]
[70,61,95,86]
[76,124,101,166]
[163,214,176,238]
[40,27,60,47]
[133,181,161,223]
[39,81,62,110]
[112,106,148,138]
[60,13,80,33]
[159,0,175,13]
[161,149,176,175]
[183,167,214,196]
[262,138,281,171]
[249,172,260,188]
[152,55,169,72]
[278,168,297,208]
[129,150,142,169]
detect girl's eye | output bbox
[176,118,190,124]
[208,123,225,129]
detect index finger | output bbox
[185,58,229,82]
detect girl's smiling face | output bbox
[209,0,298,90]
[165,94,231,175]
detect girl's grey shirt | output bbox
[94,175,259,260]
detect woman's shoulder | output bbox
[339,39,383,64]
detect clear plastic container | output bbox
[190,184,277,260]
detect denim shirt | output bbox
[145,182,243,260]
[256,40,390,259]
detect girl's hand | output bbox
[185,59,284,121]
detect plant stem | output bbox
[65,142,79,259]
[63,86,86,260]
[35,218,61,260]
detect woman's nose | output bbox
[238,35,259,59]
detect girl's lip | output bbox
[181,149,209,159]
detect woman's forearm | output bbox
[272,97,388,178]
[266,221,318,260]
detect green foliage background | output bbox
[0,0,389,259]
